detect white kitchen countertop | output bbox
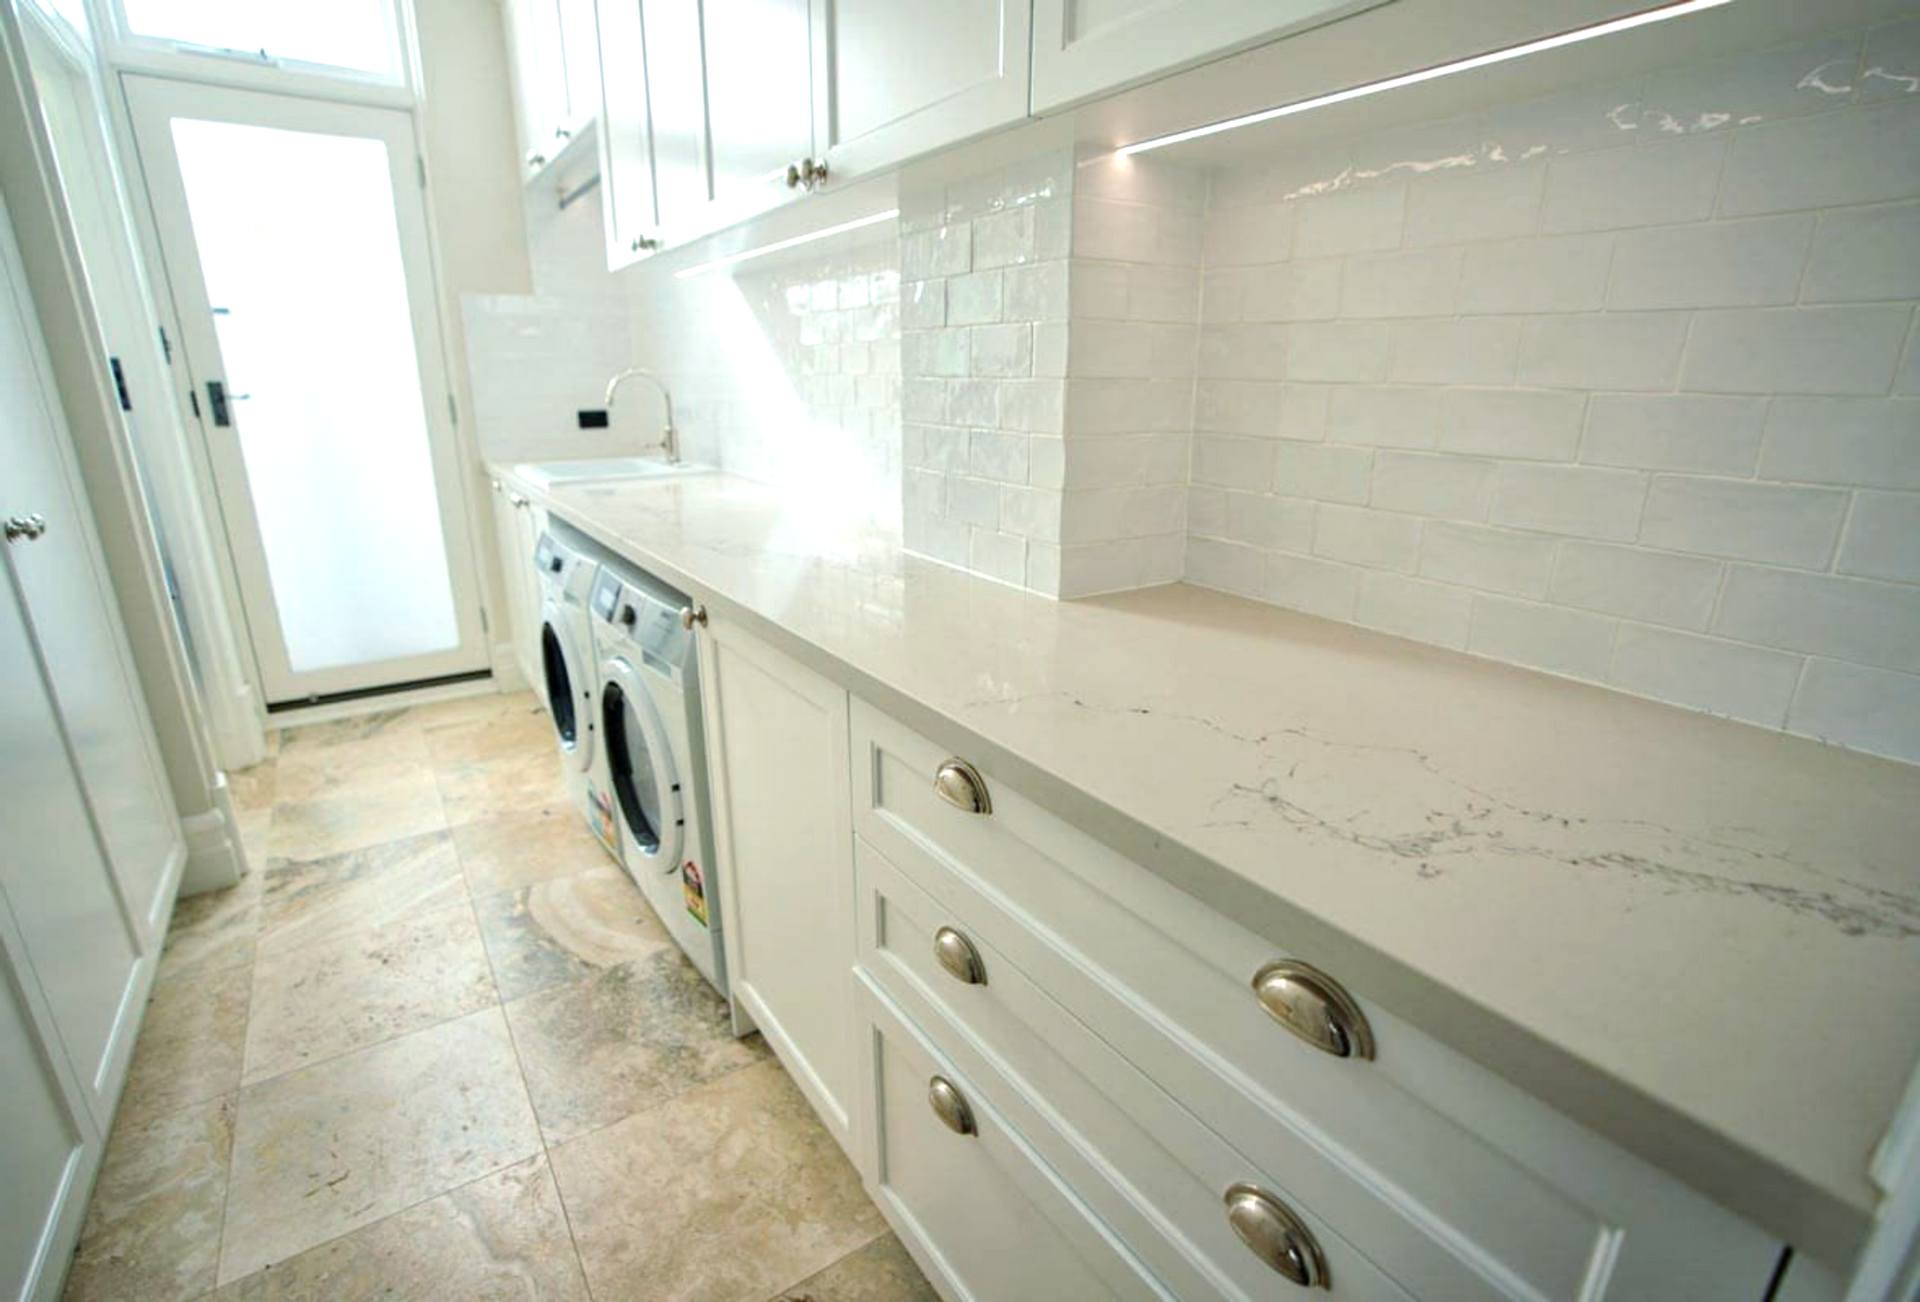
[508,464,1920,1265]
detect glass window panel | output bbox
[170,118,459,673]
[122,0,398,76]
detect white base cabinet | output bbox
[697,614,859,1151]
[489,473,545,695]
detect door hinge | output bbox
[109,357,133,411]
[158,325,172,364]
[478,605,490,635]
[417,155,428,188]
[188,388,201,419]
[447,392,459,425]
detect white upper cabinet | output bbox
[555,0,603,139]
[642,0,712,233]
[1030,0,1384,113]
[505,0,598,175]
[703,0,813,226]
[594,0,659,262]
[811,0,1030,180]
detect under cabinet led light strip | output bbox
[1115,0,1737,157]
[674,208,902,278]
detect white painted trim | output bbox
[178,786,244,896]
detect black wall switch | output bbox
[578,408,610,429]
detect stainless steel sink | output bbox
[512,458,714,489]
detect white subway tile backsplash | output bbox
[903,279,945,328]
[1388,318,1523,385]
[1203,202,1293,267]
[1468,596,1616,680]
[1582,394,1766,475]
[1490,464,1647,540]
[1459,233,1614,314]
[1267,554,1362,621]
[1186,535,1266,599]
[1836,491,1920,583]
[1549,541,1723,630]
[1276,384,1333,440]
[1034,321,1070,377]
[1485,80,1643,157]
[1718,100,1920,216]
[903,225,970,279]
[948,271,1004,325]
[1758,398,1920,488]
[969,432,1030,484]
[1004,261,1071,321]
[973,206,1037,270]
[1441,388,1585,461]
[1340,247,1462,319]
[1030,437,1066,490]
[1225,492,1315,551]
[1404,163,1545,248]
[1860,17,1920,102]
[968,528,1028,585]
[1313,504,1421,573]
[1518,313,1689,390]
[946,476,1000,528]
[1356,572,1473,648]
[1068,434,1188,490]
[1716,567,1920,674]
[1000,484,1064,542]
[1540,136,1726,234]
[1273,440,1372,504]
[1803,203,1920,303]
[1371,451,1495,520]
[999,379,1066,433]
[1327,385,1443,450]
[1608,627,1802,727]
[1788,659,1920,765]
[1241,261,1342,322]
[1420,522,1556,597]
[1292,186,1407,259]
[1607,215,1813,310]
[1641,476,1848,568]
[1065,379,1193,434]
[1685,305,1912,396]
[1193,435,1276,489]
[1286,322,1391,382]
[1198,324,1288,380]
[1195,380,1282,437]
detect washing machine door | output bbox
[540,598,593,773]
[601,657,685,876]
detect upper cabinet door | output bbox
[556,0,603,138]
[503,0,553,169]
[643,0,712,233]
[596,0,661,264]
[703,0,812,226]
[810,0,1030,181]
[1030,0,1386,113]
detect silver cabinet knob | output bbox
[554,125,572,141]
[630,235,662,253]
[525,148,547,169]
[785,157,829,191]
[933,758,991,815]
[507,493,530,509]
[679,605,707,630]
[927,1075,976,1137]
[1224,1183,1328,1289]
[933,926,986,985]
[1252,960,1374,1061]
[490,478,502,492]
[4,514,48,542]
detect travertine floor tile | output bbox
[505,947,768,1144]
[211,1154,588,1302]
[159,870,261,982]
[265,770,447,866]
[258,831,464,954]
[476,864,671,1001]
[61,1094,235,1302]
[225,762,276,812]
[244,900,496,1084]
[411,690,543,733]
[423,707,554,770]
[220,1007,540,1284]
[117,961,249,1131]
[552,1060,884,1302]
[454,803,614,897]
[273,750,435,807]
[436,749,572,828]
[275,709,417,753]
[771,1233,939,1302]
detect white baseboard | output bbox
[492,640,530,694]
[179,790,245,896]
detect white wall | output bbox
[1183,19,1920,764]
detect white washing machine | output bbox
[589,560,729,996]
[533,523,619,859]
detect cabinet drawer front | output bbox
[860,838,1426,1302]
[851,700,1781,1301]
[858,981,1169,1302]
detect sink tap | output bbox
[604,368,679,464]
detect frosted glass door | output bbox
[125,76,486,704]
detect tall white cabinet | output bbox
[1,192,181,1299]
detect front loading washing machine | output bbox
[533,522,619,859]
[589,560,728,996]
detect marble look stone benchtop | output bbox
[503,463,1920,1267]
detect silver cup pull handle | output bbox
[927,1075,977,1137]
[933,758,991,815]
[1252,960,1374,1061]
[933,926,986,985]
[1224,1183,1329,1289]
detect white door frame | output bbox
[122,72,489,705]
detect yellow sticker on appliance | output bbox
[682,860,709,927]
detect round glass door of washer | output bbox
[600,664,683,871]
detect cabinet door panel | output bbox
[556,0,603,135]
[699,618,856,1149]
[1030,0,1383,113]
[596,0,660,264]
[812,0,1029,179]
[0,933,92,1302]
[643,0,711,231]
[702,0,811,220]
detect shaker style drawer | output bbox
[856,981,1170,1302]
[858,838,1421,1301]
[850,699,1783,1301]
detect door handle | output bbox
[207,379,231,427]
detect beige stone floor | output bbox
[64,691,936,1302]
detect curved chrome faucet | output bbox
[604,368,680,464]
